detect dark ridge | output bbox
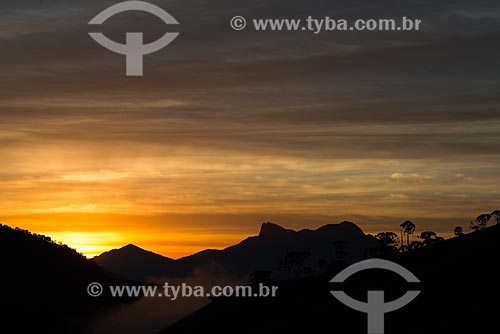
[160,224,500,334]
[0,224,134,334]
[258,222,292,237]
[96,221,378,281]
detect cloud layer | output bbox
[1,0,499,256]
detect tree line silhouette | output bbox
[368,209,499,255]
[469,210,500,231]
[0,224,84,257]
[270,209,500,281]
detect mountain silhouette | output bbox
[160,224,500,334]
[95,221,378,282]
[96,244,176,281]
[0,224,135,334]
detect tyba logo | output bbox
[330,259,421,334]
[89,1,179,76]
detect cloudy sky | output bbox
[1,0,499,257]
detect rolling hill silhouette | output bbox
[96,244,177,281]
[95,221,379,282]
[0,224,135,334]
[161,224,500,334]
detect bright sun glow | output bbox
[42,231,126,258]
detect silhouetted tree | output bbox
[408,240,423,250]
[491,210,500,225]
[249,270,273,285]
[475,214,491,230]
[400,220,416,251]
[374,232,399,255]
[318,258,347,274]
[332,240,349,262]
[318,259,328,271]
[419,231,436,240]
[454,226,464,237]
[418,231,444,246]
[278,255,293,279]
[364,247,377,258]
[302,267,315,277]
[278,251,310,280]
[469,220,480,232]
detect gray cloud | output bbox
[0,0,499,237]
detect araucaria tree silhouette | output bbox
[470,220,480,231]
[374,232,399,254]
[332,240,349,262]
[418,231,445,246]
[400,220,416,251]
[278,251,310,280]
[491,210,500,225]
[409,240,423,250]
[475,213,491,230]
[453,226,464,237]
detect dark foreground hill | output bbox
[161,224,500,334]
[0,224,134,334]
[95,221,378,282]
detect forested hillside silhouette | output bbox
[0,224,134,334]
[162,212,500,334]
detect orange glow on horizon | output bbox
[1,211,460,259]
[1,213,256,259]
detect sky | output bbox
[1,0,499,258]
